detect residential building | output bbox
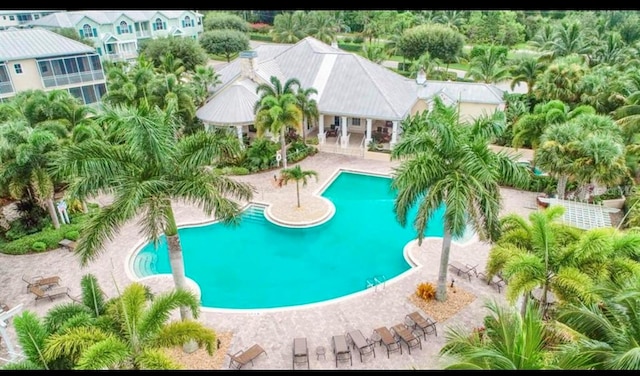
[28,10,204,62]
[0,10,56,28]
[195,37,506,157]
[0,27,106,105]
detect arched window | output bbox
[183,16,192,27]
[154,18,165,30]
[119,20,129,34]
[82,24,94,37]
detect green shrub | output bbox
[306,137,319,145]
[624,189,640,228]
[337,42,362,52]
[221,166,250,175]
[31,241,47,252]
[65,230,80,241]
[249,32,273,42]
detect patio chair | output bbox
[390,323,422,355]
[448,261,478,281]
[22,275,61,292]
[292,337,309,369]
[405,311,438,339]
[227,344,267,369]
[477,271,506,293]
[373,327,402,358]
[332,334,352,368]
[346,329,376,363]
[29,285,72,303]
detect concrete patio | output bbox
[0,152,540,369]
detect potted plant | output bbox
[593,186,625,209]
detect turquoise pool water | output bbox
[132,171,471,309]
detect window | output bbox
[0,65,9,82]
[334,116,340,126]
[118,20,130,34]
[13,64,22,74]
[153,18,166,31]
[351,118,361,126]
[38,61,52,76]
[9,16,14,21]
[34,14,39,19]
[183,16,192,27]
[82,24,94,37]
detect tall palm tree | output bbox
[254,76,302,169]
[43,282,216,370]
[391,97,530,301]
[52,100,254,351]
[270,11,307,43]
[279,164,318,208]
[295,86,318,143]
[548,21,591,59]
[190,65,221,107]
[306,11,337,44]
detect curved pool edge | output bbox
[263,197,336,228]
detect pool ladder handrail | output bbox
[366,275,387,292]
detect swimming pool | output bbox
[132,170,472,310]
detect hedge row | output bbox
[2,217,89,255]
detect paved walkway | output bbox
[0,152,540,369]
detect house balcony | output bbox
[41,70,105,88]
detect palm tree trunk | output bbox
[302,117,307,143]
[436,229,454,302]
[165,205,198,354]
[281,127,288,169]
[557,174,569,199]
[296,181,300,207]
[46,198,60,229]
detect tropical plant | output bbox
[464,46,511,84]
[279,164,318,208]
[390,97,530,301]
[440,299,593,369]
[254,76,303,169]
[270,11,307,43]
[43,282,217,370]
[294,86,318,143]
[508,55,548,97]
[51,100,254,351]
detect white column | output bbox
[365,118,372,146]
[390,120,399,148]
[236,125,244,148]
[318,115,325,145]
[340,116,348,148]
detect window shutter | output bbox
[129,25,132,33]
[93,28,97,37]
[79,29,84,38]
[163,22,166,30]
[152,23,156,31]
[182,20,185,27]
[116,26,121,34]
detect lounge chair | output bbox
[346,329,376,363]
[292,337,309,369]
[332,334,352,368]
[477,271,506,293]
[22,275,61,292]
[448,261,478,281]
[373,327,402,358]
[29,285,72,303]
[390,323,422,354]
[227,344,267,369]
[405,311,438,339]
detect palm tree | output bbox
[534,54,588,106]
[52,100,254,351]
[362,42,389,64]
[508,55,548,97]
[391,97,530,301]
[465,46,511,84]
[43,282,216,370]
[279,164,318,208]
[295,86,318,143]
[254,76,302,169]
[270,11,307,43]
[190,65,221,107]
[548,21,591,59]
[156,52,186,81]
[306,11,337,44]
[555,277,640,370]
[440,299,593,369]
[0,121,65,228]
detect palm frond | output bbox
[149,321,216,356]
[43,326,113,364]
[74,337,130,370]
[136,349,182,370]
[139,289,201,341]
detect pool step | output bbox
[133,253,157,277]
[242,204,267,223]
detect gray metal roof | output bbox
[200,37,505,125]
[196,78,259,125]
[28,10,203,28]
[417,80,504,105]
[0,27,96,61]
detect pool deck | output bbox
[0,152,540,369]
